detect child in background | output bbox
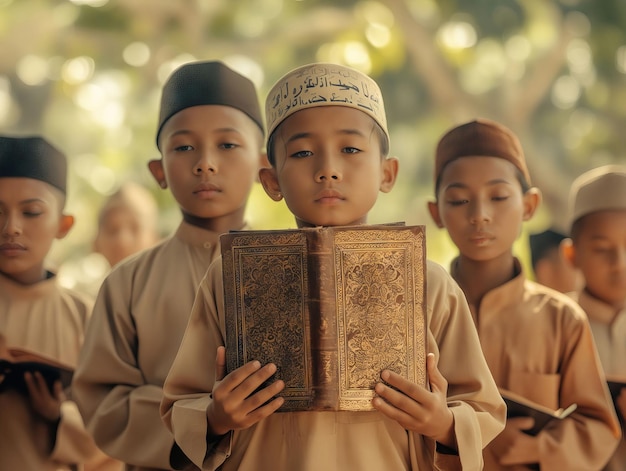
[427,118,620,470]
[93,181,160,268]
[0,135,100,470]
[529,228,582,293]
[69,181,160,299]
[563,165,626,471]
[161,63,506,471]
[72,60,267,471]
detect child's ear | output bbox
[148,159,167,189]
[561,238,577,267]
[379,156,399,193]
[56,214,75,239]
[258,167,283,201]
[255,152,271,183]
[522,187,541,221]
[427,201,444,228]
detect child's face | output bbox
[94,206,157,267]
[151,105,264,231]
[259,106,397,228]
[429,156,538,262]
[570,210,626,308]
[0,177,73,284]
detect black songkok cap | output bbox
[0,136,67,194]
[156,60,264,148]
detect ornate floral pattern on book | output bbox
[221,224,427,411]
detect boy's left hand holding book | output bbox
[372,353,456,450]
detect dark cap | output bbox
[435,118,531,186]
[156,60,264,148]
[0,136,67,194]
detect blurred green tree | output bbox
[0,0,624,286]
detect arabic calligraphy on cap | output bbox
[266,63,388,139]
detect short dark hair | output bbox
[529,229,567,269]
[266,120,389,167]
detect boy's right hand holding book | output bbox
[206,346,285,437]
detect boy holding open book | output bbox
[161,63,506,470]
[0,135,105,470]
[427,119,620,469]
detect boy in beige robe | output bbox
[0,135,105,470]
[563,165,626,471]
[72,61,267,471]
[161,63,506,471]
[428,119,620,470]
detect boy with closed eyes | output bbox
[428,118,620,470]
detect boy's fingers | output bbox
[215,361,278,402]
[244,396,285,426]
[379,369,427,403]
[218,360,262,392]
[215,346,226,381]
[244,379,285,412]
[426,353,447,393]
[236,363,279,399]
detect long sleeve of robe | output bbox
[73,222,222,471]
[161,258,506,471]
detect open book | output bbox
[500,388,577,436]
[221,224,427,411]
[0,347,73,395]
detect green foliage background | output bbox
[1,0,625,287]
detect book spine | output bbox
[307,228,339,410]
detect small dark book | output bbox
[221,224,428,412]
[0,347,73,396]
[607,379,626,423]
[500,388,577,436]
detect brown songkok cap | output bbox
[434,118,531,185]
[265,62,388,140]
[568,164,626,229]
[156,60,264,148]
[0,135,67,194]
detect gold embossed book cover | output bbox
[221,224,427,411]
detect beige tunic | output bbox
[73,222,223,471]
[456,261,621,470]
[0,271,99,470]
[161,259,507,471]
[570,290,626,471]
